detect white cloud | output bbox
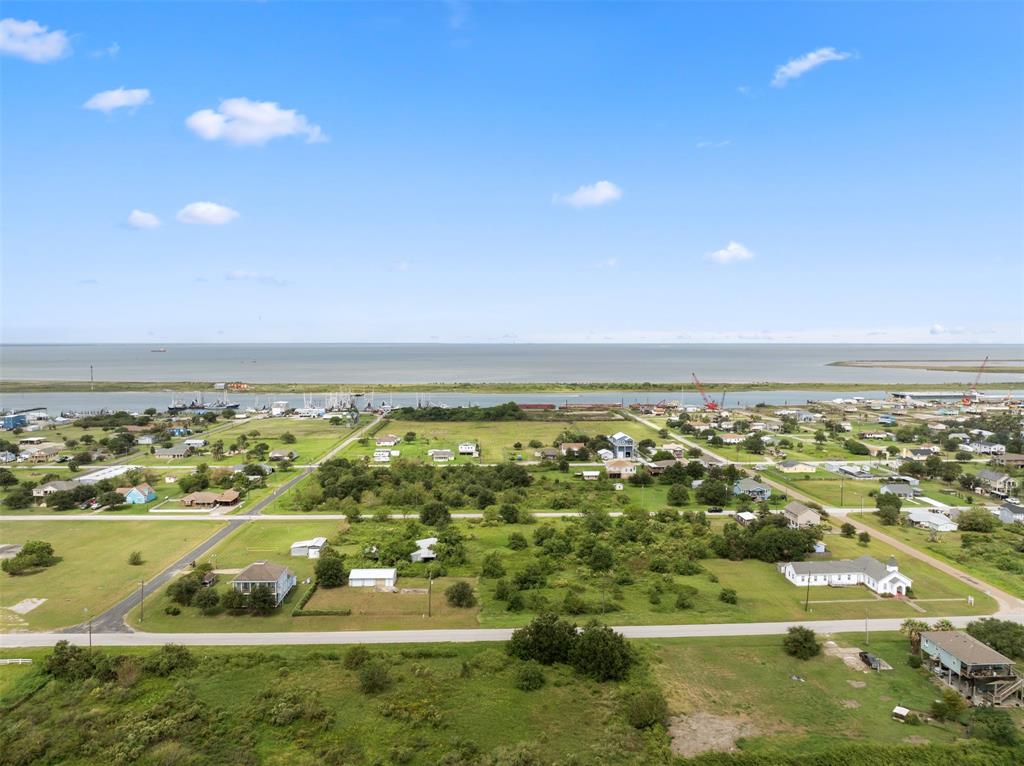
[186,98,326,146]
[596,257,618,269]
[177,202,239,225]
[706,241,755,265]
[127,209,160,229]
[929,323,967,336]
[771,47,852,88]
[83,87,152,114]
[554,180,622,209]
[225,270,286,286]
[696,140,731,149]
[0,18,71,62]
[90,42,119,59]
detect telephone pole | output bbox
[139,579,145,622]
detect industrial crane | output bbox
[962,356,990,406]
[691,372,719,411]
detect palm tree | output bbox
[931,618,956,632]
[901,619,931,653]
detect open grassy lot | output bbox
[343,417,629,464]
[763,468,980,509]
[0,520,226,631]
[854,512,1024,599]
[129,515,996,633]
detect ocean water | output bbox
[1,343,1021,385]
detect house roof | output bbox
[784,501,820,523]
[735,478,769,491]
[908,510,955,527]
[978,470,1009,483]
[788,555,902,582]
[291,536,328,549]
[605,459,636,468]
[233,561,292,582]
[38,480,78,492]
[921,631,1014,666]
[349,567,397,579]
[881,483,915,496]
[609,432,633,443]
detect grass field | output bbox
[763,468,981,509]
[853,513,1024,599]
[127,516,997,633]
[342,417,630,464]
[0,520,226,631]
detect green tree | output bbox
[445,581,477,608]
[966,618,1024,660]
[968,707,1019,746]
[248,585,278,615]
[507,612,577,665]
[480,551,506,578]
[128,551,143,566]
[193,587,220,615]
[588,543,614,572]
[840,522,856,537]
[315,553,348,588]
[280,432,296,444]
[783,625,821,659]
[857,531,871,545]
[667,483,689,507]
[419,501,451,527]
[930,687,966,721]
[507,532,528,550]
[570,621,634,681]
[0,468,16,487]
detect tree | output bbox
[498,503,523,524]
[667,483,689,507]
[840,522,856,538]
[248,585,278,615]
[99,491,124,509]
[930,687,966,721]
[128,551,143,566]
[445,581,477,608]
[588,543,614,572]
[358,661,392,694]
[958,508,996,532]
[404,432,416,443]
[480,552,506,578]
[2,540,59,575]
[315,553,348,588]
[968,707,1020,746]
[280,432,297,444]
[695,479,729,507]
[570,621,634,681]
[221,588,248,611]
[0,468,16,487]
[857,531,871,545]
[900,619,930,653]
[507,612,577,665]
[966,618,1024,660]
[419,501,451,527]
[3,484,33,509]
[507,532,528,550]
[783,625,821,659]
[193,587,220,614]
[814,430,827,444]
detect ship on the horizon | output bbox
[150,348,167,353]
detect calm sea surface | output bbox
[2,343,1021,385]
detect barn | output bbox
[348,567,397,588]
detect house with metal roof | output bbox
[920,631,1022,706]
[231,562,296,606]
[880,483,919,499]
[348,567,397,588]
[906,510,957,533]
[779,555,912,596]
[290,537,328,559]
[607,432,636,459]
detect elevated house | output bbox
[607,432,636,459]
[976,470,1017,496]
[231,562,296,607]
[604,459,637,479]
[779,555,912,596]
[458,442,479,456]
[992,453,1024,469]
[920,631,1023,706]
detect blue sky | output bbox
[2,1,1022,344]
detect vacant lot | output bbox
[0,520,225,630]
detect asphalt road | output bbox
[6,613,1017,649]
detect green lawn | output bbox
[854,513,1024,599]
[0,520,226,630]
[342,417,629,464]
[763,469,983,509]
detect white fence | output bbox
[0,658,32,665]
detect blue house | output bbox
[732,478,772,502]
[607,431,636,459]
[231,561,297,607]
[1,414,27,431]
[877,414,896,426]
[168,427,192,437]
[117,483,157,504]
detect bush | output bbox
[507,532,528,550]
[969,707,1019,746]
[622,687,668,729]
[571,621,634,681]
[193,587,220,614]
[445,581,477,608]
[127,551,143,566]
[514,662,546,691]
[2,539,59,575]
[358,661,391,694]
[164,605,181,616]
[420,501,451,526]
[930,687,966,721]
[675,591,694,610]
[907,654,923,668]
[782,625,821,660]
[507,612,577,665]
[719,587,737,604]
[315,554,348,588]
[480,552,506,578]
[142,644,195,676]
[343,646,372,669]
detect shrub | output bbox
[315,554,348,588]
[514,662,546,691]
[719,587,737,604]
[907,654,923,668]
[193,587,220,614]
[445,581,477,608]
[2,540,58,575]
[128,551,144,566]
[507,612,577,665]
[420,501,451,527]
[622,687,668,729]
[358,661,392,694]
[969,707,1019,746]
[930,687,966,721]
[675,592,694,610]
[343,646,372,669]
[480,552,506,578]
[674,559,703,576]
[783,626,821,660]
[142,644,196,676]
[507,532,528,550]
[571,621,634,681]
[164,605,181,616]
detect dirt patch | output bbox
[840,700,860,709]
[668,713,759,758]
[847,680,867,688]
[7,598,46,615]
[903,735,930,745]
[824,640,867,672]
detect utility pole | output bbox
[427,573,432,618]
[139,579,145,622]
[804,578,811,612]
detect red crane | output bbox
[962,355,990,406]
[691,372,719,411]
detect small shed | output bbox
[348,567,397,588]
[290,536,328,559]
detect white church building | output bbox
[779,555,912,596]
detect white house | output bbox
[780,555,912,596]
[348,567,397,588]
[907,510,958,533]
[596,448,614,461]
[458,442,478,456]
[410,537,438,563]
[290,537,328,559]
[373,449,392,463]
[376,434,401,447]
[604,459,637,478]
[183,438,207,448]
[430,449,455,463]
[782,501,821,528]
[581,470,601,481]
[999,502,1024,525]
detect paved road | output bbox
[59,415,382,633]
[6,613,1018,648]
